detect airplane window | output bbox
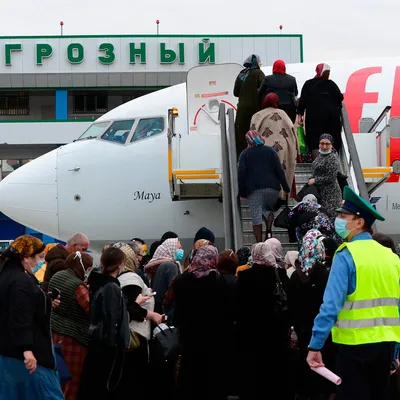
[130,117,165,143]
[77,121,110,140]
[101,120,136,144]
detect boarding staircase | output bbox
[167,63,396,252]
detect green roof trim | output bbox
[0,34,303,39]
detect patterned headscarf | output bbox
[299,194,321,213]
[145,238,180,280]
[236,246,251,266]
[184,239,211,270]
[113,242,139,272]
[251,242,276,266]
[245,130,265,147]
[188,245,219,279]
[299,229,326,276]
[7,235,45,261]
[319,133,334,145]
[238,54,261,82]
[265,238,283,262]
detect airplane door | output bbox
[177,63,242,172]
[186,63,242,136]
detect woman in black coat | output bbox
[234,54,265,157]
[237,241,292,400]
[0,235,64,399]
[286,229,336,400]
[297,63,344,159]
[173,245,236,400]
[258,59,298,122]
[78,247,131,399]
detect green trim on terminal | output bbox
[299,35,304,63]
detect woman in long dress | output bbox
[308,133,342,218]
[234,54,265,157]
[250,93,298,198]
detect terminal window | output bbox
[0,92,29,116]
[73,92,108,114]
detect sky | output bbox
[1,0,399,63]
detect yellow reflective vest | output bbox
[332,240,400,345]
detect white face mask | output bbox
[74,251,87,277]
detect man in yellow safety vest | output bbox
[307,186,400,399]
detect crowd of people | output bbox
[0,217,399,400]
[0,55,399,400]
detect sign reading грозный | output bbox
[0,34,302,74]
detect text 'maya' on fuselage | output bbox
[0,57,400,250]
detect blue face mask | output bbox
[175,249,184,261]
[32,260,45,274]
[334,217,354,239]
[319,149,332,155]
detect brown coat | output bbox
[42,244,69,292]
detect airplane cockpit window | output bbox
[101,120,136,144]
[130,117,165,143]
[77,121,110,140]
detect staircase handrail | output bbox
[227,108,244,250]
[219,103,234,250]
[340,103,370,202]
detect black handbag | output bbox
[273,198,290,229]
[273,268,289,318]
[151,323,180,367]
[295,183,321,202]
[337,172,348,194]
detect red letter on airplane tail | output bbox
[390,66,400,117]
[344,67,382,133]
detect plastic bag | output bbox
[297,125,307,155]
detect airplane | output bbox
[0,56,400,251]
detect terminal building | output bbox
[0,33,303,241]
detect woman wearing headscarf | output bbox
[235,246,252,276]
[234,54,265,156]
[183,239,212,271]
[297,63,344,159]
[49,250,93,399]
[238,130,290,241]
[250,93,298,200]
[145,237,183,313]
[173,245,236,400]
[265,237,285,268]
[289,193,336,245]
[308,133,342,218]
[78,247,130,399]
[115,243,162,400]
[286,229,336,400]
[258,59,298,122]
[0,235,64,399]
[237,241,292,400]
[284,250,298,278]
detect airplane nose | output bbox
[0,149,59,238]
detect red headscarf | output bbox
[262,93,279,109]
[273,60,286,74]
[315,63,331,78]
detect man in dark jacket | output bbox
[258,59,298,122]
[42,232,89,291]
